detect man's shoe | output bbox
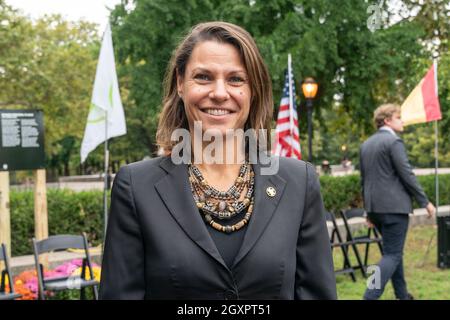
[405,293,415,300]
[398,293,415,300]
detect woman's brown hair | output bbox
[156,21,273,155]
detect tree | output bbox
[3,0,447,174]
[0,1,34,107]
[111,0,430,163]
[392,0,450,167]
[1,2,100,177]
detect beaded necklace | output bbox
[188,163,255,233]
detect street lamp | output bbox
[301,77,318,162]
[341,144,348,160]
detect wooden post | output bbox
[0,171,11,258]
[34,169,48,241]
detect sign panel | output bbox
[0,109,45,171]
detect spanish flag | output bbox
[401,62,441,126]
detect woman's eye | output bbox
[229,76,244,83]
[194,74,210,81]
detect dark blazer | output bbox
[99,156,336,300]
[360,129,429,214]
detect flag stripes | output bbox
[272,55,302,159]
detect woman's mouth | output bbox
[201,108,234,116]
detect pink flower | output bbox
[12,258,101,300]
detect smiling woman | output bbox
[157,22,273,157]
[99,21,337,300]
[177,41,251,135]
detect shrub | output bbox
[10,189,106,256]
[319,173,450,212]
[9,174,450,256]
[319,174,363,211]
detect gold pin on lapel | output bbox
[266,186,276,197]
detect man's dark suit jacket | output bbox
[360,129,429,214]
[99,156,337,300]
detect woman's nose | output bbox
[209,80,230,101]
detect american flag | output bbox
[272,55,302,159]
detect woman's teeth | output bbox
[204,109,231,116]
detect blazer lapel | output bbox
[232,162,286,268]
[154,157,229,271]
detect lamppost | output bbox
[341,144,348,162]
[341,144,349,169]
[301,77,318,162]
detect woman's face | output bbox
[177,41,251,136]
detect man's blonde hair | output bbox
[373,103,401,129]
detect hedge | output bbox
[8,174,450,256]
[319,173,450,212]
[10,189,106,256]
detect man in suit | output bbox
[360,103,435,300]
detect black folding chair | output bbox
[326,211,357,282]
[0,243,22,300]
[32,234,99,300]
[340,208,383,277]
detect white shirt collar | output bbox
[379,125,397,137]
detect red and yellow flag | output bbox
[401,62,441,126]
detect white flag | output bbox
[80,23,126,163]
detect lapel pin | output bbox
[266,186,276,197]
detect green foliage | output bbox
[110,0,448,166]
[403,123,440,167]
[319,173,450,212]
[1,0,449,174]
[51,288,97,300]
[0,2,100,176]
[416,174,450,207]
[10,189,106,256]
[9,191,35,256]
[320,174,363,211]
[9,173,449,257]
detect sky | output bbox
[5,0,123,32]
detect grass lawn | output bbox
[334,224,450,300]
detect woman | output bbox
[99,21,336,300]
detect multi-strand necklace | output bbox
[188,163,255,234]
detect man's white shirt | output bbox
[379,125,397,137]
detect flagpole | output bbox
[287,54,294,158]
[420,118,439,268]
[434,120,439,209]
[81,22,126,256]
[433,59,439,215]
[103,109,109,255]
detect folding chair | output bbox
[326,211,357,282]
[0,243,22,300]
[340,208,383,277]
[32,234,99,300]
